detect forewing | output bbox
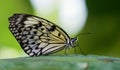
[9,14,70,56]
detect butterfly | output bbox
[8,14,78,57]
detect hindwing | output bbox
[9,14,70,56]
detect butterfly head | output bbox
[69,37,78,47]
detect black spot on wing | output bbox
[38,21,42,27]
[41,28,44,31]
[34,22,42,29]
[30,36,34,39]
[58,33,61,37]
[33,31,37,34]
[35,47,39,50]
[31,42,36,45]
[48,25,56,31]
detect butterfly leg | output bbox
[64,46,69,55]
[73,46,78,54]
[74,43,86,55]
[78,44,87,55]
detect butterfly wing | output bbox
[9,14,70,56]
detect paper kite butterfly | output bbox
[8,14,78,57]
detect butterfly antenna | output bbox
[76,32,92,38]
[74,32,91,55]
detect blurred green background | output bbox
[0,0,120,59]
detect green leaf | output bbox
[0,55,120,70]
